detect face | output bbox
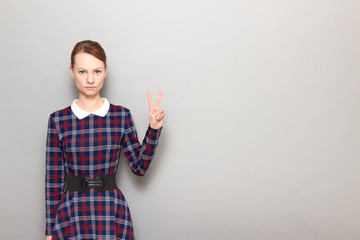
[70,52,107,97]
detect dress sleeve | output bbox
[45,115,65,236]
[121,109,163,176]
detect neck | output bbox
[76,93,104,112]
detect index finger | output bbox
[155,89,163,107]
[147,90,154,106]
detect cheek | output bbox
[74,75,85,86]
[98,74,106,82]
[74,73,86,81]
[98,77,105,86]
[74,79,81,89]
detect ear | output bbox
[70,65,75,79]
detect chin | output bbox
[81,90,100,96]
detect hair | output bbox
[71,40,107,67]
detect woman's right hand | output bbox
[46,236,52,240]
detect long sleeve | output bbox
[45,115,66,236]
[121,109,162,176]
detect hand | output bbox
[46,236,52,240]
[147,89,165,129]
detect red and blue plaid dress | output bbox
[45,98,162,239]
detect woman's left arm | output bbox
[121,90,165,176]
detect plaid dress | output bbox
[45,98,162,239]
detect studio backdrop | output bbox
[0,0,359,239]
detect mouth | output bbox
[86,87,96,90]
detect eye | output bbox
[95,70,102,74]
[79,70,85,75]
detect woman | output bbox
[45,40,164,240]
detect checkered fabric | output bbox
[45,103,162,239]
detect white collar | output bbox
[71,97,110,120]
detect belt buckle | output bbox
[94,175,106,192]
[79,176,90,193]
[79,175,106,192]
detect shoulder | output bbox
[48,105,71,121]
[110,103,131,114]
[109,103,136,121]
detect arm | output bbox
[121,110,162,176]
[45,115,65,236]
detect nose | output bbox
[87,73,95,84]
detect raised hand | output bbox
[147,89,165,129]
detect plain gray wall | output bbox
[1,0,359,239]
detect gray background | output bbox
[0,0,359,239]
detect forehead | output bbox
[73,52,105,68]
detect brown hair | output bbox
[71,40,107,67]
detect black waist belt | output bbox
[64,173,117,193]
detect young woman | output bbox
[45,40,164,240]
